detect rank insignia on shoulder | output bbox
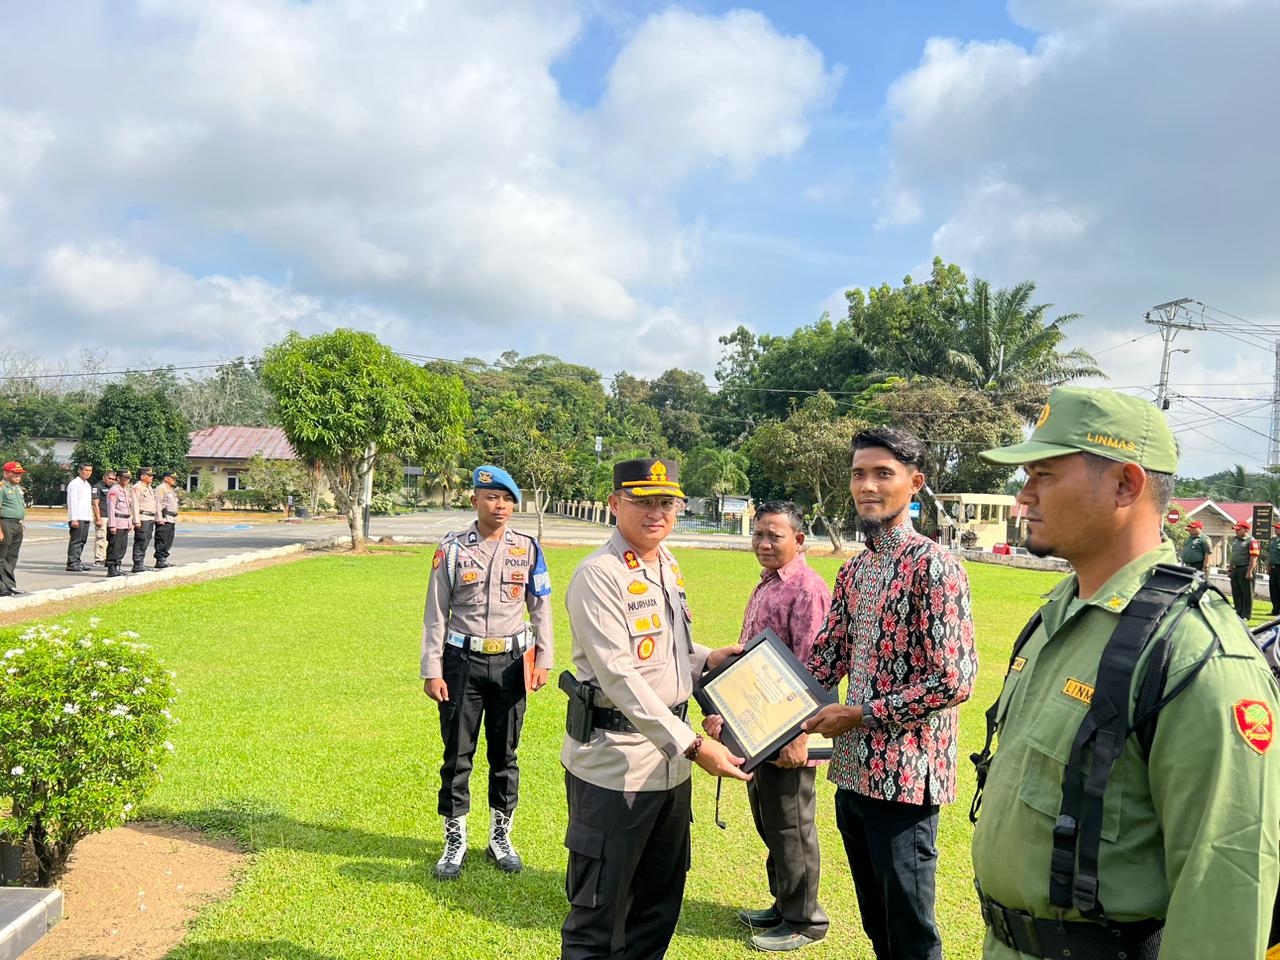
[638,636,655,660]
[676,576,686,588]
[462,571,479,583]
[1105,595,1125,611]
[509,546,527,556]
[628,581,648,595]
[432,550,443,570]
[467,531,477,544]
[1234,699,1274,754]
[624,550,640,570]
[1011,656,1026,672]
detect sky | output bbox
[0,0,1277,477]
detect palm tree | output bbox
[1210,464,1253,502]
[687,447,750,518]
[948,279,1104,421]
[421,452,467,509]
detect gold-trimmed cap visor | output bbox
[621,480,687,499]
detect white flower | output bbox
[120,631,139,639]
[142,677,151,684]
[78,639,92,648]
[90,690,102,699]
[10,766,23,775]
[102,638,116,645]
[95,660,110,669]
[123,802,133,812]
[88,617,101,627]
[109,704,129,717]
[3,649,23,659]
[162,741,174,752]
[118,666,131,674]
[6,667,17,675]
[63,703,79,715]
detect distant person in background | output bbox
[153,471,180,569]
[106,469,134,579]
[1270,521,1280,617]
[1180,519,1212,575]
[1229,520,1260,620]
[130,467,158,574]
[0,461,28,597]
[91,469,115,567]
[65,462,94,572]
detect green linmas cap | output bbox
[980,386,1178,473]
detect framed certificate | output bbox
[694,628,834,772]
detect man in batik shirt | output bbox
[804,427,978,960]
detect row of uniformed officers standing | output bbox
[420,387,1280,960]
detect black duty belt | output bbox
[976,884,1163,960]
[592,702,688,733]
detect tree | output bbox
[421,450,468,509]
[262,329,469,549]
[683,446,750,514]
[646,368,715,452]
[742,393,868,551]
[473,394,574,540]
[241,453,310,511]
[861,378,1022,494]
[948,278,1103,420]
[175,358,275,430]
[74,384,191,475]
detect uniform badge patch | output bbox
[508,585,522,600]
[635,617,651,632]
[1063,678,1094,705]
[432,550,443,570]
[478,470,493,483]
[628,581,648,595]
[510,571,526,583]
[638,637,655,660]
[1234,699,1274,754]
[1011,656,1026,672]
[462,571,479,583]
[651,613,661,628]
[509,547,527,556]
[624,550,640,570]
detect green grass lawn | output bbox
[2,547,1063,960]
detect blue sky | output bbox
[0,1,1276,476]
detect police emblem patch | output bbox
[1234,699,1274,754]
[1036,402,1051,429]
[462,571,479,583]
[628,581,648,595]
[638,637,655,660]
[649,461,667,482]
[432,550,443,570]
[478,470,493,483]
[508,585,522,600]
[509,546,527,556]
[624,550,641,570]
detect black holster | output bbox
[560,670,598,742]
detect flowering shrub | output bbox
[369,492,397,516]
[0,621,177,885]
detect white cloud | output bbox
[883,0,1280,472]
[0,1,837,376]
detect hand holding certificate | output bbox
[694,628,834,772]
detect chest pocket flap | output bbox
[1019,691,1122,841]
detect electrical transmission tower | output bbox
[1270,341,1280,468]
[1145,298,1203,410]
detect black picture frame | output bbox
[694,627,834,772]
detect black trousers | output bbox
[132,521,155,568]
[747,763,828,939]
[835,788,942,960]
[436,644,527,816]
[1270,567,1280,616]
[67,521,90,565]
[561,771,691,960]
[154,523,176,562]
[1231,565,1254,619]
[0,518,22,592]
[106,528,130,567]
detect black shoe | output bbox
[155,561,171,569]
[8,590,26,596]
[107,567,122,578]
[66,564,85,572]
[93,560,105,567]
[748,924,820,952]
[130,565,146,574]
[738,907,785,929]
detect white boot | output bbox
[487,808,522,873]
[434,815,467,880]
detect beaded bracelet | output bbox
[684,734,704,761]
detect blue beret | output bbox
[473,465,520,502]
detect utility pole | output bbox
[1146,298,1202,410]
[1270,341,1280,468]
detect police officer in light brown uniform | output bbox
[153,471,180,568]
[129,467,159,573]
[560,457,750,960]
[422,465,553,880]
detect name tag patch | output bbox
[1063,678,1094,705]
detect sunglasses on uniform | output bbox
[617,495,686,516]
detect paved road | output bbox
[0,510,750,597]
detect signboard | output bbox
[1254,504,1274,541]
[909,501,921,519]
[720,496,749,515]
[1165,507,1182,525]
[594,436,603,453]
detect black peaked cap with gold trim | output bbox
[613,457,685,498]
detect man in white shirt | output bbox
[65,463,94,572]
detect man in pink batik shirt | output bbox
[705,500,832,952]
